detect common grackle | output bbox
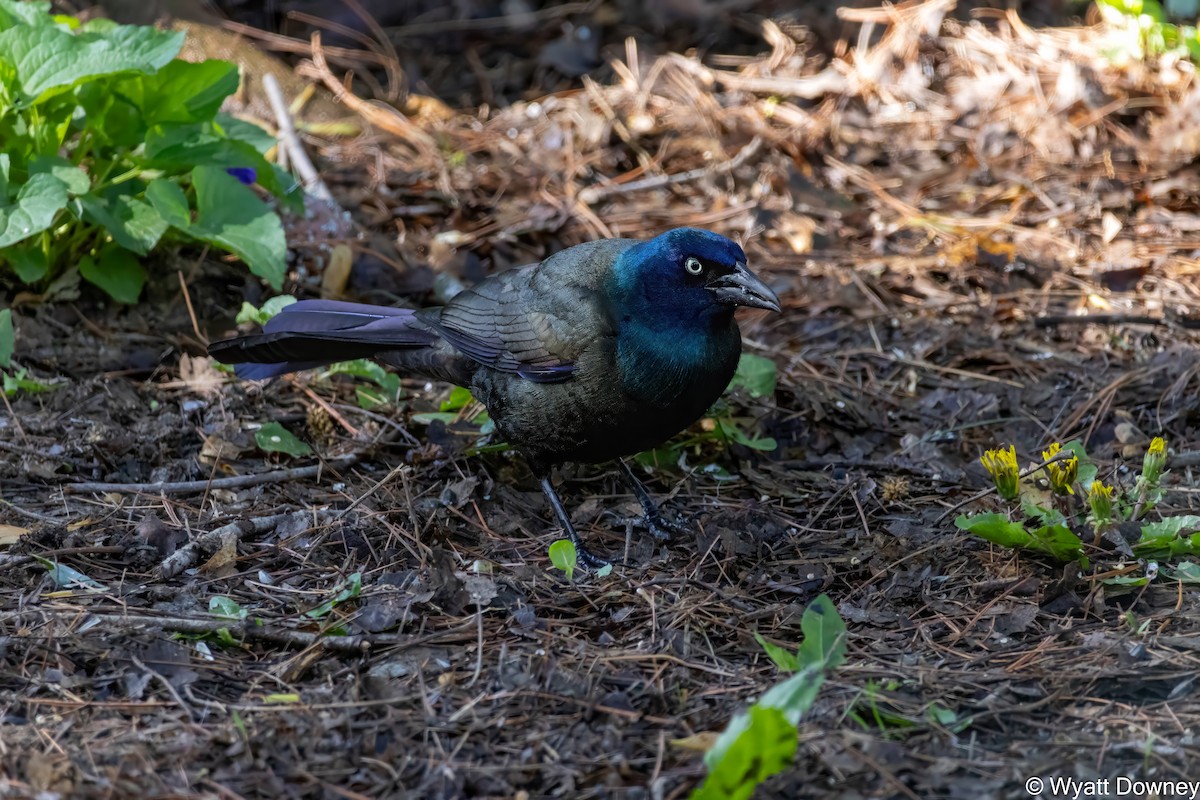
[208,228,781,565]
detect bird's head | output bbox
[610,228,781,328]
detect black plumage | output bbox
[208,228,781,564]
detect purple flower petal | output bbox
[226,167,256,185]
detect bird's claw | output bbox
[575,544,611,570]
[642,512,687,541]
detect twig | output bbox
[0,610,476,654]
[157,511,328,579]
[62,456,358,496]
[578,136,763,205]
[263,73,333,201]
[1034,314,1192,329]
[336,463,409,520]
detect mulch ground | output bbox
[4,1,1200,797]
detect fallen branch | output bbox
[0,610,476,654]
[157,511,331,579]
[62,456,359,496]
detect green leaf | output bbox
[0,172,69,248]
[189,165,286,289]
[754,632,800,672]
[0,0,56,27]
[548,539,577,580]
[144,125,289,198]
[441,385,475,412]
[80,191,168,255]
[28,155,90,195]
[716,418,777,451]
[692,706,798,800]
[0,309,12,369]
[1062,439,1099,489]
[79,245,146,303]
[209,595,248,619]
[0,23,183,104]
[33,555,107,590]
[1135,515,1200,557]
[235,295,297,326]
[305,572,363,619]
[2,367,57,396]
[729,352,778,398]
[116,58,239,125]
[4,242,47,283]
[145,178,192,229]
[254,421,312,457]
[955,513,1032,548]
[411,411,459,425]
[796,593,847,670]
[1029,522,1087,564]
[1164,561,1200,583]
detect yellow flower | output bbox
[1042,442,1078,495]
[1088,481,1116,524]
[1142,436,1167,484]
[981,445,1020,500]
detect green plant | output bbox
[959,437,1200,578]
[692,594,846,800]
[1096,0,1200,61]
[0,1,292,302]
[548,539,578,580]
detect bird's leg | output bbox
[617,459,686,541]
[539,475,608,569]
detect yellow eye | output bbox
[684,257,703,275]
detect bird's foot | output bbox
[573,540,611,570]
[641,510,687,541]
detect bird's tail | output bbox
[207,300,439,380]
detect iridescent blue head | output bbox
[608,228,780,332]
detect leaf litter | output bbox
[4,0,1200,797]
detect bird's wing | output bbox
[430,240,633,383]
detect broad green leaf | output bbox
[692,705,798,800]
[1164,561,1200,583]
[0,309,12,368]
[411,411,460,425]
[117,58,239,125]
[34,555,107,590]
[796,593,847,670]
[548,539,577,580]
[78,246,146,303]
[80,191,167,255]
[955,513,1032,548]
[0,23,183,103]
[441,385,475,412]
[0,0,55,27]
[144,125,288,197]
[190,165,286,289]
[28,155,89,195]
[209,595,247,619]
[1135,515,1200,557]
[235,295,297,326]
[255,421,312,457]
[754,632,800,672]
[1029,523,1086,564]
[729,352,778,398]
[716,418,777,451]
[145,178,191,228]
[4,242,48,283]
[0,172,68,248]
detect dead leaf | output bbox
[180,354,223,397]
[0,524,29,546]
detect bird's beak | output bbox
[710,263,781,313]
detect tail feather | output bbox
[208,300,438,379]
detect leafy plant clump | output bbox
[0,1,292,303]
[692,595,847,800]
[958,437,1200,585]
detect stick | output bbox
[62,457,358,496]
